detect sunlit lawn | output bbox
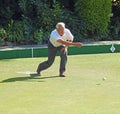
[0,53,120,114]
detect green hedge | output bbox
[75,0,112,36]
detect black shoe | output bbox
[36,69,41,75]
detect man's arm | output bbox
[57,39,82,48]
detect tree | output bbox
[57,0,75,11]
[75,0,112,39]
[0,0,21,26]
[112,0,120,17]
[111,0,120,39]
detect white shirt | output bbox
[49,28,74,47]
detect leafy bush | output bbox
[0,28,7,43]
[33,29,44,44]
[35,1,63,32]
[18,0,64,44]
[75,0,112,40]
[61,9,85,41]
[109,17,120,40]
[6,20,24,45]
[0,6,13,26]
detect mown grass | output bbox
[0,53,120,114]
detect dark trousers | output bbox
[37,41,67,74]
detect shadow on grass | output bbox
[30,73,59,79]
[0,74,59,83]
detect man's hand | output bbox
[61,47,68,55]
[74,42,82,48]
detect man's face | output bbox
[57,25,64,34]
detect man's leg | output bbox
[58,46,67,76]
[37,42,57,74]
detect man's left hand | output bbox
[61,47,68,55]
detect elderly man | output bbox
[37,22,82,77]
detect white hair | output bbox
[56,22,65,29]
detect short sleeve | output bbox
[65,29,74,41]
[50,31,59,41]
[50,30,62,47]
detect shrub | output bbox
[0,28,7,44]
[6,20,24,45]
[18,0,64,44]
[75,0,112,40]
[33,29,44,44]
[109,17,120,40]
[62,9,85,41]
